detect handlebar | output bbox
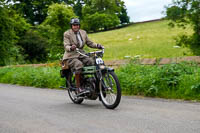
[76,48,104,57]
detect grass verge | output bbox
[0,66,65,89]
[116,62,200,101]
[0,62,200,101]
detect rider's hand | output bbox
[70,45,77,51]
[97,44,104,49]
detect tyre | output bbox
[67,75,84,104]
[99,71,121,109]
[68,88,84,104]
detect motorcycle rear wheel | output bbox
[68,88,84,104]
[100,71,121,109]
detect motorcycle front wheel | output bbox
[99,71,121,109]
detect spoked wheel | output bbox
[100,71,121,109]
[68,88,84,104]
[67,76,84,104]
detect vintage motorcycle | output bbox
[60,48,121,109]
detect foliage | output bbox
[0,6,30,66]
[117,1,130,24]
[17,30,49,63]
[0,62,200,100]
[0,66,65,88]
[82,12,120,32]
[7,0,129,26]
[116,62,200,100]
[81,0,128,32]
[39,2,76,60]
[65,0,84,19]
[6,0,68,25]
[165,0,200,47]
[89,0,120,13]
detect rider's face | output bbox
[72,24,80,32]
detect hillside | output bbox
[88,20,193,60]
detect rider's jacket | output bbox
[63,29,98,60]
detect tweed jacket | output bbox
[62,29,98,60]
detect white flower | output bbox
[134,55,141,58]
[124,56,131,58]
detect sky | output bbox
[123,0,173,22]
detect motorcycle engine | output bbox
[83,77,98,100]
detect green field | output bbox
[88,20,193,60]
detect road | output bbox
[0,83,200,133]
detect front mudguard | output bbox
[100,66,114,74]
[107,67,114,72]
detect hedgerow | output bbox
[0,62,200,100]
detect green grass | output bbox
[88,20,193,60]
[0,62,200,101]
[0,66,65,89]
[116,62,200,101]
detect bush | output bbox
[0,62,200,100]
[0,7,30,66]
[18,30,49,63]
[0,66,65,89]
[116,62,200,100]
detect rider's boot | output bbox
[75,73,86,94]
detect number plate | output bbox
[96,58,104,65]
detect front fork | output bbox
[97,68,113,92]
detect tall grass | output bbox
[0,66,65,89]
[0,62,200,100]
[116,62,200,100]
[88,20,193,60]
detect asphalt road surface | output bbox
[0,83,200,133]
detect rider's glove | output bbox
[97,44,104,49]
[70,45,77,51]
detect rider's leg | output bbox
[75,71,86,93]
[67,58,85,92]
[79,55,94,66]
[75,72,81,88]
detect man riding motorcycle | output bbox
[62,18,104,94]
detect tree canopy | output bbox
[6,0,68,24]
[0,5,30,65]
[39,2,76,60]
[165,0,200,45]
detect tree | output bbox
[6,0,68,25]
[39,2,76,60]
[91,0,120,13]
[17,30,48,63]
[65,0,84,19]
[117,1,130,24]
[81,0,126,32]
[82,12,120,32]
[165,0,200,46]
[0,5,30,66]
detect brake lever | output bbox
[102,48,104,54]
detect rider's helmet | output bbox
[70,18,80,27]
